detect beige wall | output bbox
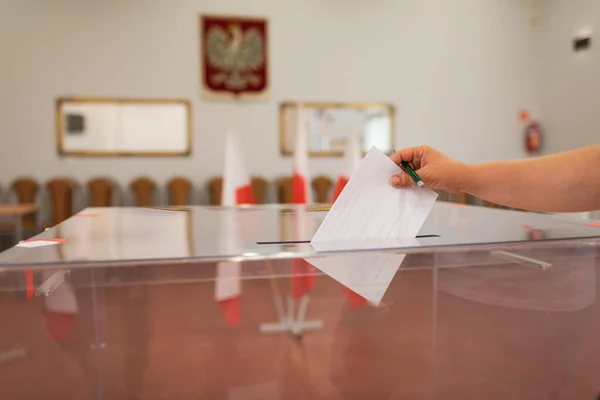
[536,0,600,154]
[0,0,542,205]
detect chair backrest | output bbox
[167,177,192,206]
[208,176,268,205]
[453,192,470,205]
[208,177,223,205]
[11,177,39,204]
[10,177,39,229]
[46,178,75,225]
[483,200,501,209]
[277,176,294,204]
[87,177,115,207]
[130,177,157,207]
[250,176,268,204]
[312,176,333,203]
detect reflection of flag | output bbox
[292,209,317,299]
[341,286,368,308]
[332,135,362,202]
[25,271,34,298]
[331,136,367,307]
[44,277,79,343]
[215,260,241,327]
[215,210,242,327]
[292,259,317,299]
[216,135,253,326]
[291,107,316,297]
[222,130,254,206]
[292,107,312,204]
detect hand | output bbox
[389,145,470,193]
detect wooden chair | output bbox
[250,176,268,204]
[11,177,39,230]
[312,176,333,203]
[277,176,294,204]
[167,177,192,206]
[208,177,222,206]
[87,177,115,207]
[208,176,269,205]
[483,200,501,209]
[435,190,451,202]
[130,177,157,207]
[452,192,471,205]
[46,178,75,225]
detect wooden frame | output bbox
[279,101,396,157]
[55,97,193,157]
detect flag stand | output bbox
[259,263,323,338]
[259,292,323,338]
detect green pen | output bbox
[400,161,425,188]
[391,149,425,188]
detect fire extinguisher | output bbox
[524,121,542,154]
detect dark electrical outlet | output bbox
[574,37,591,52]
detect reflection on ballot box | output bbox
[0,204,598,399]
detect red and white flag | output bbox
[215,130,255,326]
[290,107,317,297]
[222,130,254,206]
[292,107,312,204]
[332,135,362,203]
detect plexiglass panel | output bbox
[0,205,599,399]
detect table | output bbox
[0,204,38,242]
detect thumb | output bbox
[389,172,416,188]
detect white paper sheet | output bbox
[308,252,408,305]
[311,146,438,245]
[308,146,438,305]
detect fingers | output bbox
[390,145,428,169]
[389,173,415,188]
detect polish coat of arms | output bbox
[201,16,268,99]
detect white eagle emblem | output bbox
[205,23,265,91]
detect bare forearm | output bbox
[462,146,600,212]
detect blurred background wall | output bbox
[0,0,549,188]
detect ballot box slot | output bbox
[256,234,440,245]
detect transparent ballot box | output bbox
[0,204,599,399]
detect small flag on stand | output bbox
[222,130,255,206]
[291,107,317,298]
[332,135,363,203]
[292,106,312,204]
[215,130,253,327]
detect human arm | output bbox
[389,145,600,213]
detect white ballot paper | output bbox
[308,146,438,305]
[312,146,438,245]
